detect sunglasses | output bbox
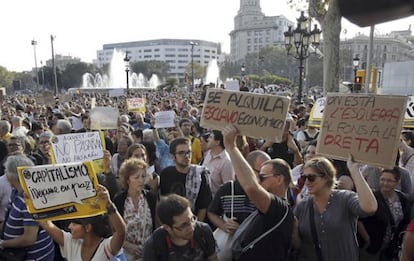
[259,173,274,182]
[301,173,324,182]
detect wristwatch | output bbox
[0,239,4,249]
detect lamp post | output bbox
[40,60,45,90]
[352,55,360,93]
[241,64,246,80]
[124,52,130,96]
[31,39,39,92]
[50,35,58,96]
[284,11,321,104]
[189,41,198,92]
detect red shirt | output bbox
[407,219,414,231]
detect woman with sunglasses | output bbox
[294,155,377,261]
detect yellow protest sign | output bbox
[127,97,146,113]
[50,131,106,173]
[200,89,290,141]
[18,161,106,221]
[317,94,407,168]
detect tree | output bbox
[185,62,205,83]
[288,0,342,93]
[130,60,170,80]
[0,66,13,90]
[61,62,97,90]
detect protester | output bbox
[113,158,157,261]
[39,184,126,261]
[294,156,377,261]
[202,130,235,195]
[159,137,212,221]
[178,118,202,164]
[143,194,217,261]
[222,125,294,261]
[400,218,414,261]
[1,154,55,260]
[359,167,412,260]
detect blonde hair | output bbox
[118,158,148,190]
[304,157,337,188]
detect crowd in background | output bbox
[0,84,413,260]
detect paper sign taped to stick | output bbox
[317,94,407,168]
[127,98,146,113]
[308,97,325,127]
[225,80,240,91]
[90,107,119,130]
[50,131,105,173]
[200,89,290,141]
[18,161,106,221]
[154,111,176,128]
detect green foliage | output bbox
[60,62,97,89]
[0,66,13,89]
[130,60,170,79]
[185,62,205,80]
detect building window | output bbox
[144,55,152,58]
[154,48,160,52]
[165,48,175,51]
[144,49,151,52]
[165,54,176,57]
[248,39,251,44]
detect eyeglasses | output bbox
[7,143,20,148]
[39,140,51,145]
[380,178,397,183]
[301,173,324,183]
[259,173,274,182]
[175,150,192,157]
[173,215,197,231]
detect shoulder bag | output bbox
[213,180,234,261]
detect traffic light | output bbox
[353,70,366,92]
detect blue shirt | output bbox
[4,189,55,260]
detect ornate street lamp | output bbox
[352,55,360,92]
[284,11,321,104]
[124,52,130,96]
[189,41,198,92]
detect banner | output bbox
[200,89,290,141]
[154,111,176,128]
[18,161,106,221]
[317,94,407,168]
[127,97,146,113]
[50,131,105,173]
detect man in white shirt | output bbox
[202,130,235,195]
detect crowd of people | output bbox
[0,84,413,261]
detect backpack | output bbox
[303,131,319,142]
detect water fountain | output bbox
[204,59,221,87]
[80,49,160,89]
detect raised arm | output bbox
[38,220,64,246]
[347,154,378,215]
[222,125,272,214]
[98,184,126,255]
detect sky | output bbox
[1,0,413,72]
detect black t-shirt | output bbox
[208,180,256,224]
[160,166,212,213]
[237,195,294,261]
[143,222,216,261]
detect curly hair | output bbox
[118,158,148,190]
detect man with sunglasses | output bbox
[160,137,212,222]
[143,194,217,261]
[222,125,295,261]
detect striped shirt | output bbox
[3,189,55,260]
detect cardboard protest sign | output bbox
[317,94,407,168]
[127,98,146,113]
[18,161,106,221]
[308,97,325,127]
[90,106,119,130]
[50,131,105,173]
[200,89,290,141]
[154,111,176,128]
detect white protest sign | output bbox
[22,162,94,209]
[225,80,240,91]
[51,131,104,163]
[154,111,176,128]
[90,106,119,130]
[18,161,106,221]
[200,89,290,141]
